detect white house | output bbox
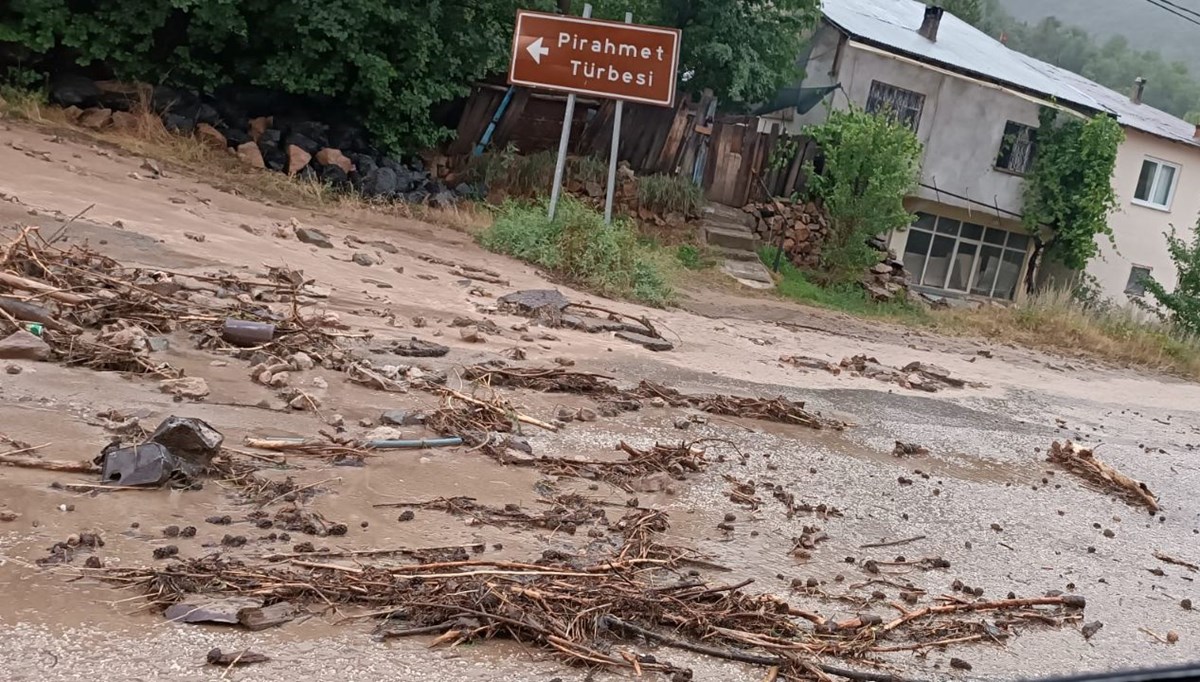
[767,0,1200,304]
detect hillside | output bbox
[999,0,1200,67]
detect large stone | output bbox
[315,148,355,174]
[195,122,227,149]
[78,107,114,130]
[286,145,312,176]
[0,330,51,361]
[237,141,265,169]
[49,74,101,108]
[295,227,333,248]
[361,167,398,197]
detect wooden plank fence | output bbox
[450,83,819,207]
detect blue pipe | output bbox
[474,86,516,156]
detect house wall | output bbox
[1087,129,1200,303]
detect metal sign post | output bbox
[547,4,591,221]
[603,11,633,226]
[507,7,681,221]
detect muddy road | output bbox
[1,122,1199,681]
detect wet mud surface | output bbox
[1,123,1199,681]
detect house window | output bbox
[902,212,1030,300]
[1133,158,1179,210]
[995,121,1037,175]
[866,81,925,132]
[1125,265,1152,296]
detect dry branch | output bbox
[1048,441,1158,513]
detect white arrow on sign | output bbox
[526,36,550,64]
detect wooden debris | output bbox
[1048,441,1159,513]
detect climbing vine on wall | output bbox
[1020,107,1123,291]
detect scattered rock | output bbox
[237,141,266,169]
[380,410,424,427]
[0,330,51,361]
[949,658,972,671]
[295,227,333,248]
[184,232,206,242]
[397,510,415,522]
[352,252,376,267]
[78,107,114,130]
[159,376,210,399]
[315,148,355,173]
[286,145,312,176]
[196,122,227,149]
[892,441,929,457]
[1182,598,1193,610]
[111,110,138,131]
[1167,630,1180,644]
[615,331,673,352]
[206,648,270,667]
[1081,620,1104,640]
[290,352,315,371]
[5,363,23,374]
[460,327,483,343]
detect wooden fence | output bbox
[450,84,819,207]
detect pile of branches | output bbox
[539,441,710,491]
[91,506,1088,680]
[462,365,618,394]
[1,224,344,373]
[627,381,846,430]
[375,494,604,535]
[1048,440,1159,513]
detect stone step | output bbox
[707,244,762,262]
[722,258,775,289]
[702,224,758,253]
[702,203,756,230]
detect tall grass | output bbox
[637,173,705,217]
[479,196,673,306]
[936,286,1200,377]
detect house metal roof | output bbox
[1022,59,1200,148]
[821,0,1103,110]
[822,0,1200,148]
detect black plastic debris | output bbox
[147,416,224,467]
[100,443,193,487]
[99,416,224,486]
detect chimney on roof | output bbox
[919,5,945,41]
[1132,76,1147,105]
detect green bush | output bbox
[759,246,925,320]
[480,196,672,306]
[1143,218,1200,338]
[806,107,922,284]
[675,243,716,270]
[638,173,705,217]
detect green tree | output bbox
[1021,107,1123,291]
[805,107,923,283]
[591,0,821,105]
[1143,221,1200,337]
[0,0,551,150]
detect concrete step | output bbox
[703,225,758,252]
[703,203,756,230]
[722,258,775,289]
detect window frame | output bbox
[1131,157,1180,211]
[994,121,1038,176]
[902,212,1030,300]
[865,80,925,133]
[1125,264,1152,297]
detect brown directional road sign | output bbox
[508,10,681,107]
